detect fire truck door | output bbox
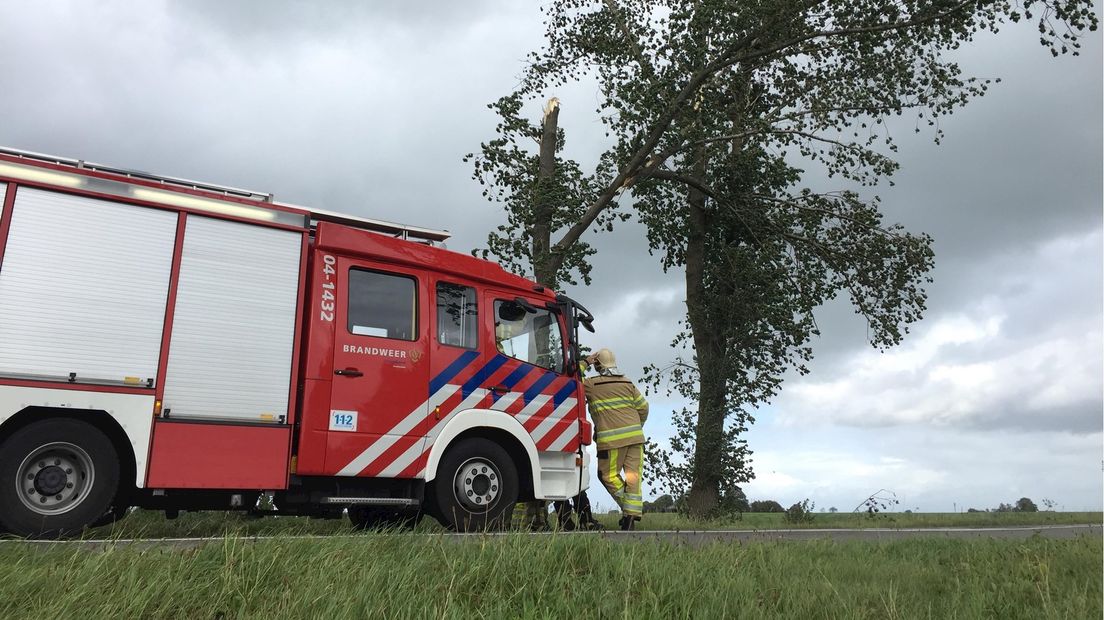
[327,259,430,476]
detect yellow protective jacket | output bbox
[582,373,649,450]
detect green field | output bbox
[0,533,1099,618]
[74,508,1103,539]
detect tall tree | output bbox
[471,0,1097,516]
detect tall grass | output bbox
[77,509,1103,540]
[0,534,1099,618]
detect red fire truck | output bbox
[0,147,594,538]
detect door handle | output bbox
[335,368,364,377]
[490,385,508,395]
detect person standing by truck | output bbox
[581,349,648,531]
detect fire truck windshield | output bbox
[494,300,566,374]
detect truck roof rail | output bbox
[306,208,451,242]
[0,145,270,200]
[0,145,451,243]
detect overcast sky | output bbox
[0,1,1099,512]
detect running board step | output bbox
[321,497,420,506]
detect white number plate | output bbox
[329,410,358,432]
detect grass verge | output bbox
[0,534,1099,618]
[77,509,1103,540]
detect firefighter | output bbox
[581,348,647,531]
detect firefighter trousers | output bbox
[512,500,548,529]
[597,443,644,517]
[554,490,595,525]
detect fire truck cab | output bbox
[0,147,594,537]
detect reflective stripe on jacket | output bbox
[583,374,648,449]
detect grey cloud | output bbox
[962,402,1101,434]
[165,0,508,43]
[789,24,1102,367]
[874,27,1102,262]
[0,1,541,235]
[775,229,1103,435]
[809,223,1103,374]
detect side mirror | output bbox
[512,297,539,314]
[497,301,528,322]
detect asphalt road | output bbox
[0,524,1098,550]
[589,524,1102,545]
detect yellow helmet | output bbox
[593,348,621,375]
[594,348,616,367]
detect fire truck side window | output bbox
[436,282,478,349]
[494,300,565,374]
[347,269,417,341]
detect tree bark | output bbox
[683,153,726,518]
[532,97,560,287]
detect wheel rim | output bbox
[452,457,501,512]
[16,442,95,516]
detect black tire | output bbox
[430,437,518,532]
[0,418,120,539]
[348,505,423,531]
[88,503,131,530]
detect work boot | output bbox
[618,515,636,531]
[580,518,605,531]
[575,497,604,530]
[554,501,577,531]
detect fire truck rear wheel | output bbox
[431,438,518,532]
[0,418,120,539]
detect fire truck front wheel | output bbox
[431,438,519,532]
[0,418,120,539]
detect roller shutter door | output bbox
[0,187,176,383]
[161,216,301,423]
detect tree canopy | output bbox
[749,500,785,513]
